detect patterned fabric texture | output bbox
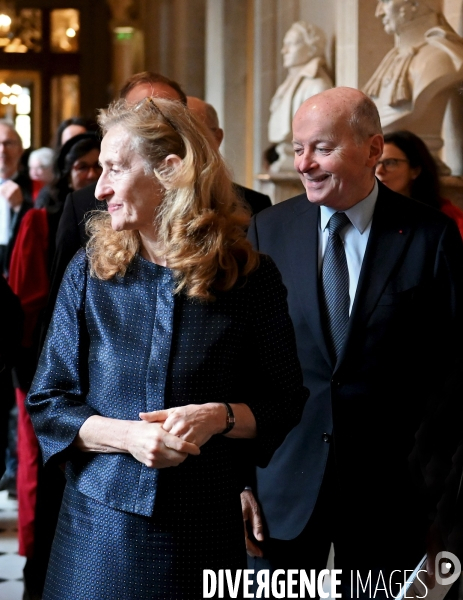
[320,212,350,360]
[26,250,308,599]
[44,483,246,599]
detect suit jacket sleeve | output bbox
[26,250,96,465]
[0,275,23,371]
[242,255,309,466]
[408,216,463,551]
[233,183,272,216]
[9,208,50,389]
[9,209,49,349]
[39,191,83,351]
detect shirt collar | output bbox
[0,172,17,185]
[320,179,378,234]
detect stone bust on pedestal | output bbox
[364,0,463,174]
[268,21,333,173]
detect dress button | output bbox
[322,433,331,443]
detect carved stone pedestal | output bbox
[257,172,304,205]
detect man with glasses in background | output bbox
[0,120,32,277]
[0,119,31,504]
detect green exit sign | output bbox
[116,31,133,40]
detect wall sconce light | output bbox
[0,1,14,37]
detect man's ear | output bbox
[214,128,224,148]
[367,134,384,167]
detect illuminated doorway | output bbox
[0,2,111,149]
[0,70,40,149]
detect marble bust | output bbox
[268,21,333,173]
[364,0,463,174]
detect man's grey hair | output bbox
[348,96,383,144]
[287,21,327,60]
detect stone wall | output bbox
[111,0,463,194]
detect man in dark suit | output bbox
[0,275,23,478]
[243,87,463,597]
[0,120,32,276]
[0,119,31,498]
[186,96,272,215]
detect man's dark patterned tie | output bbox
[321,211,350,360]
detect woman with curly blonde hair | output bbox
[88,97,257,299]
[26,97,308,599]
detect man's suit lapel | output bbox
[283,196,333,366]
[280,185,414,369]
[340,183,413,364]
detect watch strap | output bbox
[221,402,235,434]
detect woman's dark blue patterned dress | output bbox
[26,250,308,599]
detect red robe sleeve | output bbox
[440,197,463,240]
[8,208,49,348]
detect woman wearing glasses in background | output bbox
[26,97,308,599]
[375,130,463,238]
[42,131,102,210]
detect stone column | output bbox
[336,0,392,89]
[140,0,205,98]
[205,0,250,186]
[106,0,144,99]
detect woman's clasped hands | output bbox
[140,403,228,456]
[125,418,200,469]
[75,404,229,471]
